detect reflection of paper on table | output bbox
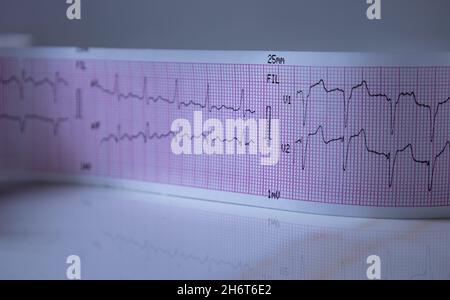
[0,181,449,279]
[0,33,33,48]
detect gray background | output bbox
[0,0,449,51]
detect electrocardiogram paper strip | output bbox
[1,48,450,217]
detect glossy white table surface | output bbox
[0,181,449,279]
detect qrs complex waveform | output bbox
[100,106,274,146]
[100,124,256,147]
[0,69,68,102]
[1,55,450,208]
[0,113,68,135]
[296,78,450,142]
[294,126,450,191]
[90,75,256,117]
[100,123,178,144]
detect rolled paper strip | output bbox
[1,48,450,218]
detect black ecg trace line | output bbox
[90,75,256,117]
[295,125,450,191]
[0,70,68,102]
[296,79,450,142]
[0,113,69,135]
